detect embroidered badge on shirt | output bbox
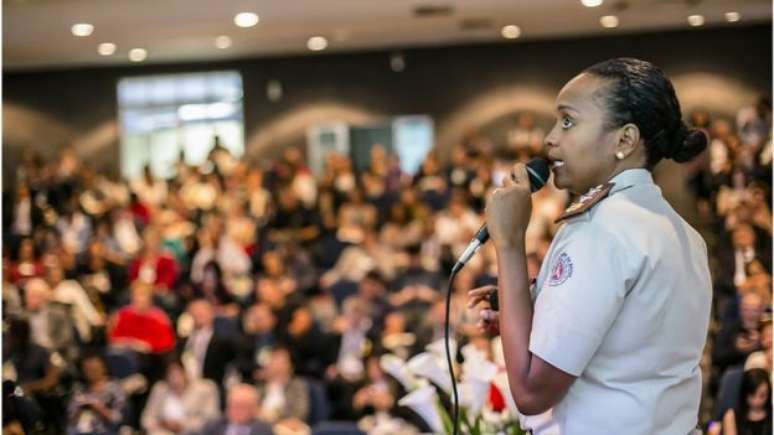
[555,182,615,223]
[549,252,573,286]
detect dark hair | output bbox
[735,368,772,430]
[162,355,185,374]
[80,351,107,366]
[584,58,707,168]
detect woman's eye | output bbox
[561,117,574,129]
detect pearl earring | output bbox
[616,152,625,160]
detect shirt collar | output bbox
[609,169,655,195]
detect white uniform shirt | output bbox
[526,169,712,435]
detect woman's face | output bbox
[83,358,107,384]
[167,364,187,390]
[262,252,283,277]
[131,284,154,310]
[747,383,769,410]
[19,240,34,261]
[544,73,623,195]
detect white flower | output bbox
[397,384,445,433]
[407,352,453,395]
[379,354,418,391]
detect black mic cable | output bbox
[444,157,549,435]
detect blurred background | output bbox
[2,1,773,434]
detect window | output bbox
[308,115,434,177]
[117,71,244,180]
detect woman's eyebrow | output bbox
[557,104,579,114]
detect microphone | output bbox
[453,157,550,272]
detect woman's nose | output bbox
[544,128,559,149]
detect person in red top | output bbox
[128,226,178,293]
[108,281,175,354]
[8,238,45,285]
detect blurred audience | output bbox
[1,100,770,433]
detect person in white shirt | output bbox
[469,58,712,435]
[141,358,220,435]
[130,165,168,208]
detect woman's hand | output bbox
[467,285,500,335]
[485,163,533,249]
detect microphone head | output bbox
[526,158,550,192]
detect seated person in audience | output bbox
[714,292,766,374]
[77,237,126,313]
[141,358,220,435]
[46,261,104,343]
[265,187,319,245]
[56,198,92,257]
[281,304,338,379]
[108,281,175,355]
[355,271,391,326]
[375,311,419,360]
[23,278,78,365]
[710,368,772,435]
[255,250,297,297]
[254,346,310,428]
[3,378,45,435]
[189,228,217,286]
[738,260,772,307]
[66,353,125,435]
[434,190,481,256]
[199,383,273,435]
[415,299,456,353]
[192,261,239,316]
[329,297,375,382]
[4,318,61,410]
[129,165,167,210]
[354,356,422,435]
[128,226,178,294]
[178,299,236,390]
[390,243,441,298]
[8,237,44,285]
[745,317,772,373]
[237,303,277,379]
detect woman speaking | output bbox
[468,58,712,434]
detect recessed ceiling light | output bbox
[97,43,116,56]
[581,0,603,7]
[71,23,94,37]
[307,36,328,51]
[501,25,521,39]
[725,12,741,22]
[128,48,147,62]
[234,12,259,28]
[215,36,232,49]
[687,14,705,27]
[600,15,619,28]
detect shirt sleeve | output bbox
[529,223,638,376]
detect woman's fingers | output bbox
[467,285,496,308]
[467,284,496,298]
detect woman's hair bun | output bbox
[668,123,707,163]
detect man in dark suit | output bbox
[198,384,273,435]
[179,299,236,401]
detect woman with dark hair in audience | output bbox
[7,237,44,285]
[66,352,126,435]
[719,368,772,435]
[127,226,178,294]
[141,357,220,435]
[193,260,238,316]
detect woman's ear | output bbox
[615,123,641,159]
